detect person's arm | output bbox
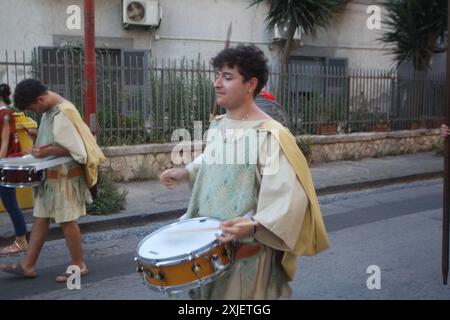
[30,144,70,158]
[0,119,11,158]
[251,152,308,251]
[184,153,203,188]
[52,112,87,163]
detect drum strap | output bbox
[235,243,261,260]
[47,166,84,180]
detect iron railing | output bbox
[0,49,445,146]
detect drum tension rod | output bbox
[155,270,165,281]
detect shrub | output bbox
[87,168,128,215]
[296,136,314,163]
[433,140,444,156]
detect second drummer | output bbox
[0,79,102,282]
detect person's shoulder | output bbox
[258,118,287,131]
[58,100,77,111]
[213,114,226,121]
[209,114,226,127]
[0,106,13,114]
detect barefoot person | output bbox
[0,79,105,282]
[160,45,329,299]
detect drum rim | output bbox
[0,181,42,188]
[140,261,233,294]
[135,216,223,265]
[0,164,36,170]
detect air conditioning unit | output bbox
[122,0,162,28]
[272,23,302,42]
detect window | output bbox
[38,47,148,113]
[289,56,348,97]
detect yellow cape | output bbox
[259,119,330,281]
[58,102,106,188]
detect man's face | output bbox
[214,65,255,110]
[27,95,50,113]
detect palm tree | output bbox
[249,0,348,67]
[380,0,447,71]
[380,0,447,129]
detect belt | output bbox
[235,243,261,260]
[47,167,84,180]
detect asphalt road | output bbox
[0,178,449,300]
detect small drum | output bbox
[0,165,44,188]
[135,217,234,294]
[0,155,73,188]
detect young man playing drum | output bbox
[0,79,104,282]
[160,44,329,299]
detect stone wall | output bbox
[101,129,441,182]
[308,129,441,163]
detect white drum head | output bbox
[137,217,222,262]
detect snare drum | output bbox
[0,164,44,187]
[0,155,73,188]
[135,217,234,294]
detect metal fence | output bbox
[0,49,445,146]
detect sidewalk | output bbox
[0,152,444,244]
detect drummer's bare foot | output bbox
[0,263,37,278]
[55,264,89,283]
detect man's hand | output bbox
[159,168,189,189]
[217,216,258,243]
[30,145,51,158]
[30,144,70,158]
[440,124,450,138]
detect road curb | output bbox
[0,171,443,246]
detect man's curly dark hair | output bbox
[211,44,268,97]
[13,79,48,111]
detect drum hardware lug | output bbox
[144,269,154,278]
[221,247,229,258]
[136,265,144,273]
[191,262,202,278]
[210,254,226,272]
[155,270,165,281]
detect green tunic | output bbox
[184,117,291,300]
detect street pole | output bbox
[443,0,450,286]
[83,0,97,133]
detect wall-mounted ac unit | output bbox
[272,23,302,42]
[122,0,162,28]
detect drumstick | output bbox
[169,220,258,233]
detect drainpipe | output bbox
[83,0,96,133]
[442,0,449,286]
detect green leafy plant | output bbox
[433,140,444,156]
[87,168,128,215]
[296,136,314,163]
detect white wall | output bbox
[0,0,402,70]
[292,1,396,69]
[0,0,280,64]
